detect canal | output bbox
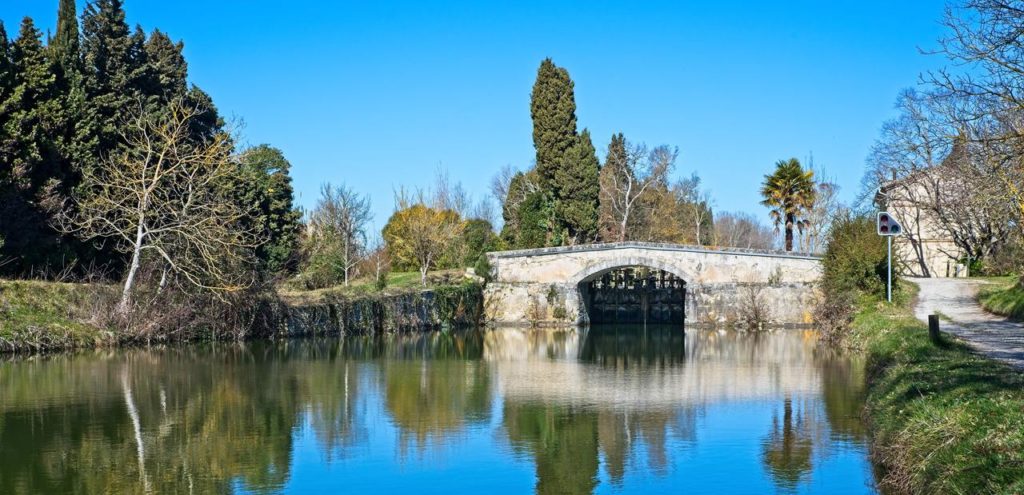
[0,326,877,494]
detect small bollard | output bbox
[928,314,941,344]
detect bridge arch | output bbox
[570,257,692,325]
[568,255,696,285]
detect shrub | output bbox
[737,283,770,330]
[821,211,895,297]
[815,211,896,344]
[978,235,1024,277]
[473,254,493,283]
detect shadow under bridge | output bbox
[578,266,686,325]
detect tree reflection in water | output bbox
[0,325,871,494]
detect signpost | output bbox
[876,212,902,303]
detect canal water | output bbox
[0,326,877,494]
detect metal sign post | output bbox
[877,212,902,303]
[887,236,892,303]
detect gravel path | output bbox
[911,277,1024,369]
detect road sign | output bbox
[877,211,902,236]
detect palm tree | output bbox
[760,158,816,252]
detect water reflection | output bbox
[0,326,875,494]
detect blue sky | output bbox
[2,1,950,229]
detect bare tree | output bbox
[863,90,953,276]
[800,180,840,254]
[600,142,674,242]
[431,167,471,218]
[928,0,1024,252]
[490,164,518,211]
[365,233,391,289]
[57,100,261,312]
[865,89,1017,274]
[714,212,776,250]
[676,173,714,245]
[307,183,372,287]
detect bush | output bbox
[977,235,1024,277]
[737,283,770,330]
[821,212,895,297]
[473,254,492,283]
[815,211,896,344]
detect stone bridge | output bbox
[483,242,822,327]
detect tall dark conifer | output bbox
[0,21,11,118]
[556,129,600,243]
[82,0,145,154]
[530,58,578,192]
[528,58,598,245]
[0,18,65,271]
[599,133,630,240]
[0,21,12,186]
[142,29,187,101]
[51,0,80,71]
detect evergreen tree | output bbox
[51,0,80,71]
[0,21,12,252]
[531,58,578,190]
[142,29,187,102]
[82,0,145,154]
[598,133,630,240]
[500,170,548,249]
[0,18,65,271]
[555,129,600,243]
[0,21,11,127]
[236,145,303,274]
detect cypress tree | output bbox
[529,58,600,245]
[142,29,187,101]
[0,18,65,272]
[82,0,145,154]
[51,0,80,71]
[0,22,8,255]
[598,133,631,241]
[555,129,600,243]
[0,21,12,186]
[530,58,578,190]
[7,18,57,190]
[0,21,11,113]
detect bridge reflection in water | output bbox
[0,326,873,494]
[484,326,829,409]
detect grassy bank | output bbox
[850,290,1024,494]
[978,277,1024,320]
[1,271,482,353]
[0,279,115,352]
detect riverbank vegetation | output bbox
[978,277,1024,320]
[814,210,1024,493]
[850,290,1024,494]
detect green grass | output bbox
[850,291,1024,494]
[0,279,114,352]
[978,278,1024,321]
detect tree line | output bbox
[0,0,301,320]
[0,0,835,323]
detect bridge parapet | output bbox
[484,242,822,327]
